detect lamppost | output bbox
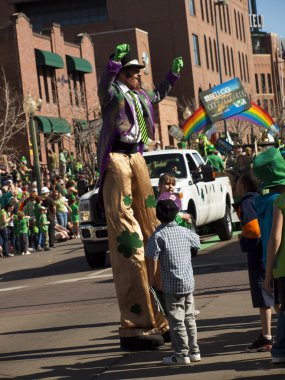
[23,94,42,195]
[214,0,229,139]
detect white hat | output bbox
[41,187,50,194]
[31,188,38,193]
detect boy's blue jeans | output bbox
[164,292,199,357]
[272,277,285,358]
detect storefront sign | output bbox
[249,14,264,29]
[199,78,251,124]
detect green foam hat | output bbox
[252,147,285,189]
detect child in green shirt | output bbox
[17,211,30,255]
[69,198,79,238]
[39,206,50,251]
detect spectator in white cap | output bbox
[41,186,56,248]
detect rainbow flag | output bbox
[183,101,277,140]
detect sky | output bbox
[256,0,285,38]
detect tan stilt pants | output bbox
[103,152,168,338]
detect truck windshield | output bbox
[144,153,187,179]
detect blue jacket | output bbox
[254,192,280,264]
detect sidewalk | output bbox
[93,237,285,380]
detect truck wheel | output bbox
[215,205,233,241]
[84,245,106,268]
[190,214,199,257]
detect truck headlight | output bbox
[80,211,90,222]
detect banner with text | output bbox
[199,78,251,123]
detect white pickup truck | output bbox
[79,149,236,268]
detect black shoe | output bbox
[120,334,165,350]
[162,330,171,343]
[44,247,51,251]
[246,333,272,352]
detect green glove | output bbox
[114,44,130,62]
[172,57,184,74]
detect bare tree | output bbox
[0,68,26,156]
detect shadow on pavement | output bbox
[0,256,91,282]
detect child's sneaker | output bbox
[189,352,201,362]
[162,355,190,366]
[246,333,272,352]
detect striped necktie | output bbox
[128,91,148,144]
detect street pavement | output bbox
[0,236,284,379]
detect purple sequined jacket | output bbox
[97,59,179,194]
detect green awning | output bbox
[35,49,64,69]
[34,116,52,133]
[66,55,92,73]
[47,117,71,133]
[75,119,88,130]
[34,116,71,134]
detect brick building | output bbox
[0,13,98,166]
[2,0,284,145]
[252,31,285,129]
[0,0,257,143]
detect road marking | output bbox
[0,286,29,292]
[48,270,113,284]
[86,268,111,277]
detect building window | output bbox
[227,46,231,76]
[69,71,86,107]
[37,66,57,104]
[255,73,259,93]
[214,40,219,72]
[261,73,266,93]
[226,6,231,34]
[209,38,214,71]
[242,53,246,82]
[246,55,249,83]
[257,99,261,106]
[210,0,214,25]
[189,0,196,16]
[270,99,274,115]
[204,35,209,69]
[234,10,238,39]
[16,0,108,31]
[267,74,273,93]
[219,5,223,30]
[231,48,235,76]
[263,99,268,111]
[192,34,201,66]
[241,14,245,41]
[238,12,242,41]
[222,44,227,75]
[200,0,204,20]
[223,5,227,33]
[238,52,243,80]
[205,0,209,22]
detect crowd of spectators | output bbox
[0,151,94,258]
